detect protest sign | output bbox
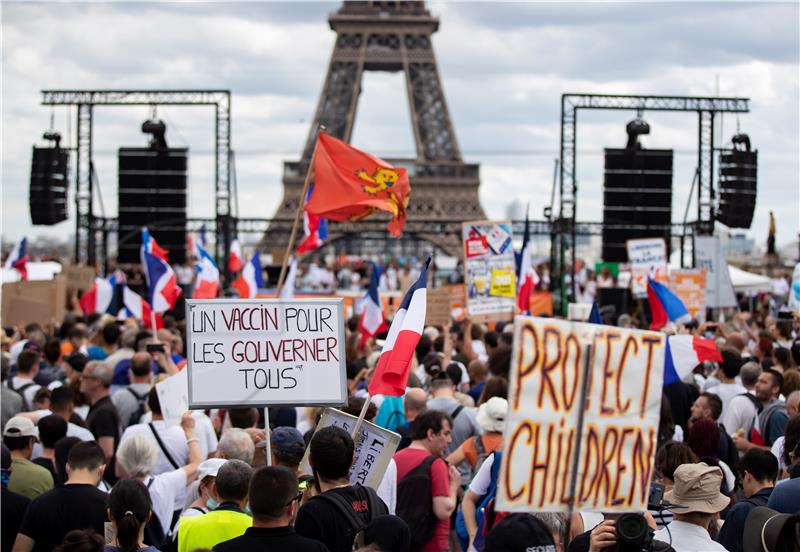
[1,276,66,326]
[789,263,800,311]
[64,266,96,291]
[425,287,452,326]
[626,238,668,298]
[669,269,707,321]
[186,298,347,408]
[497,316,665,513]
[463,221,516,322]
[299,407,401,489]
[567,303,593,321]
[155,369,189,426]
[694,236,737,308]
[448,284,466,320]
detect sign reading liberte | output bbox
[186,298,347,408]
[498,317,665,513]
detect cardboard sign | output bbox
[567,303,593,321]
[1,276,66,327]
[626,238,668,298]
[186,298,347,408]
[155,369,189,426]
[694,236,737,308]
[669,269,707,321]
[498,316,665,512]
[299,407,401,489]
[425,287,453,326]
[463,221,516,322]
[448,284,466,321]
[64,266,96,291]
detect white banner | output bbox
[155,369,188,426]
[626,238,668,298]
[186,298,347,408]
[694,236,737,308]
[299,407,401,490]
[497,316,665,513]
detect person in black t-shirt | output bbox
[79,361,119,482]
[2,444,31,552]
[295,427,388,552]
[32,414,67,485]
[14,441,109,552]
[214,466,329,552]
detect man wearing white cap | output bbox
[653,463,730,551]
[181,458,227,518]
[2,416,52,498]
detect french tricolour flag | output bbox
[516,211,538,314]
[3,237,28,280]
[120,286,152,322]
[368,257,430,397]
[664,334,723,386]
[141,228,169,262]
[358,263,387,347]
[228,239,244,273]
[80,276,116,314]
[193,244,220,299]
[141,247,181,313]
[233,251,263,299]
[296,185,328,254]
[647,277,691,330]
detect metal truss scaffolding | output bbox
[41,89,232,266]
[556,93,749,311]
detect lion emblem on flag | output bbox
[356,167,399,194]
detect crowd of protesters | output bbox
[2,286,800,552]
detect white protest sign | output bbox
[299,407,401,489]
[497,316,665,513]
[694,236,737,308]
[155,368,189,426]
[626,238,668,298]
[186,298,347,408]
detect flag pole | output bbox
[150,310,158,337]
[351,393,371,441]
[276,126,324,295]
[264,408,272,466]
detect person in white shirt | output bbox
[7,350,43,409]
[722,361,762,438]
[653,463,730,551]
[706,348,746,417]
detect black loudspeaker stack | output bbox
[717,149,757,229]
[30,146,69,225]
[601,148,674,262]
[117,148,188,264]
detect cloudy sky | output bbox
[2,1,798,253]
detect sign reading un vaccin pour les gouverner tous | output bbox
[186,298,347,408]
[497,316,665,512]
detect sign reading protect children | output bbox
[186,298,347,409]
[498,316,666,512]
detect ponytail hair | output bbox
[108,479,152,552]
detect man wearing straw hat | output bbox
[653,463,729,551]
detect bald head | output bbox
[725,333,746,353]
[787,390,800,418]
[404,388,428,421]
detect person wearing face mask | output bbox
[180,458,227,518]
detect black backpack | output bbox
[7,380,37,411]
[142,478,166,547]
[125,387,148,427]
[311,484,383,550]
[396,455,439,550]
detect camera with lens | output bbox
[603,483,675,552]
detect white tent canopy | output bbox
[727,265,772,293]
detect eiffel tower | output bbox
[263,1,485,257]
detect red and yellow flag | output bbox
[305,132,410,237]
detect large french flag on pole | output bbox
[194,244,220,299]
[141,248,181,313]
[359,263,387,347]
[3,237,28,280]
[368,258,430,397]
[663,334,723,386]
[647,277,691,330]
[296,185,329,254]
[233,251,263,299]
[80,276,116,314]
